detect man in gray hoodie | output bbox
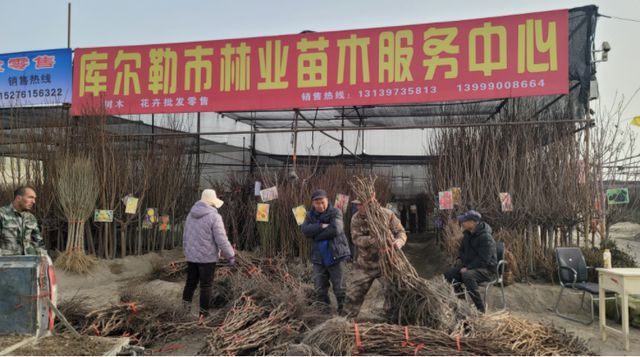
[182,189,235,317]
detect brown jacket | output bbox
[350,207,407,270]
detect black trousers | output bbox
[444,267,494,312]
[312,261,346,308]
[182,262,216,314]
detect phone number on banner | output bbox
[1,88,64,100]
[358,86,438,98]
[457,79,546,92]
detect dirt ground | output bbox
[48,226,640,356]
[0,334,126,356]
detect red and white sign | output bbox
[72,9,568,115]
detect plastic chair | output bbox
[554,247,619,325]
[482,241,506,311]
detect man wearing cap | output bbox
[344,196,407,318]
[182,189,236,317]
[301,189,351,314]
[444,210,497,313]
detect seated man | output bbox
[444,210,496,312]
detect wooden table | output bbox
[598,268,640,351]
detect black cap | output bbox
[457,210,482,223]
[311,189,328,201]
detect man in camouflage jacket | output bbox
[344,198,407,318]
[0,186,44,256]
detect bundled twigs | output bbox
[150,260,189,281]
[202,295,303,356]
[474,312,593,356]
[304,318,506,356]
[350,176,477,330]
[304,316,593,356]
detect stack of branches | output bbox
[58,286,219,347]
[253,163,391,259]
[54,153,100,274]
[199,252,323,355]
[474,312,593,356]
[303,316,592,356]
[428,98,591,248]
[201,295,303,356]
[303,318,481,356]
[350,176,477,330]
[149,259,189,281]
[441,218,464,264]
[493,229,555,283]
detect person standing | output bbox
[444,210,497,313]
[344,197,407,318]
[182,189,235,317]
[0,186,44,256]
[301,189,351,314]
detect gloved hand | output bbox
[394,240,403,250]
[228,256,236,266]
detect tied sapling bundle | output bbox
[350,176,477,331]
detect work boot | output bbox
[336,296,346,316]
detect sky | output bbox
[2,0,640,157]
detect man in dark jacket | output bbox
[301,189,351,313]
[444,210,497,312]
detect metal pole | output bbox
[111,119,594,138]
[67,3,71,48]
[196,112,201,191]
[341,107,345,156]
[292,110,299,171]
[250,116,256,174]
[585,109,592,248]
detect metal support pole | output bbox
[196,112,201,191]
[67,3,71,48]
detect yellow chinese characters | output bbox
[337,34,371,85]
[184,45,214,93]
[220,42,251,92]
[114,50,142,95]
[297,37,329,88]
[468,22,507,76]
[422,27,459,80]
[258,40,289,90]
[79,51,108,97]
[148,48,178,95]
[379,30,413,83]
[518,19,558,73]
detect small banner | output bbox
[451,187,462,206]
[159,215,171,231]
[260,186,279,202]
[94,209,114,223]
[606,188,629,205]
[292,205,307,225]
[334,193,350,214]
[257,203,270,222]
[499,192,513,212]
[438,191,453,210]
[124,196,139,214]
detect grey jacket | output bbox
[183,201,235,263]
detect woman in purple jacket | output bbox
[182,189,235,317]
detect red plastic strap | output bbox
[90,324,101,336]
[402,326,411,347]
[354,322,362,355]
[127,303,138,315]
[456,334,461,352]
[413,343,425,356]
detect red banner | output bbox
[72,9,568,115]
